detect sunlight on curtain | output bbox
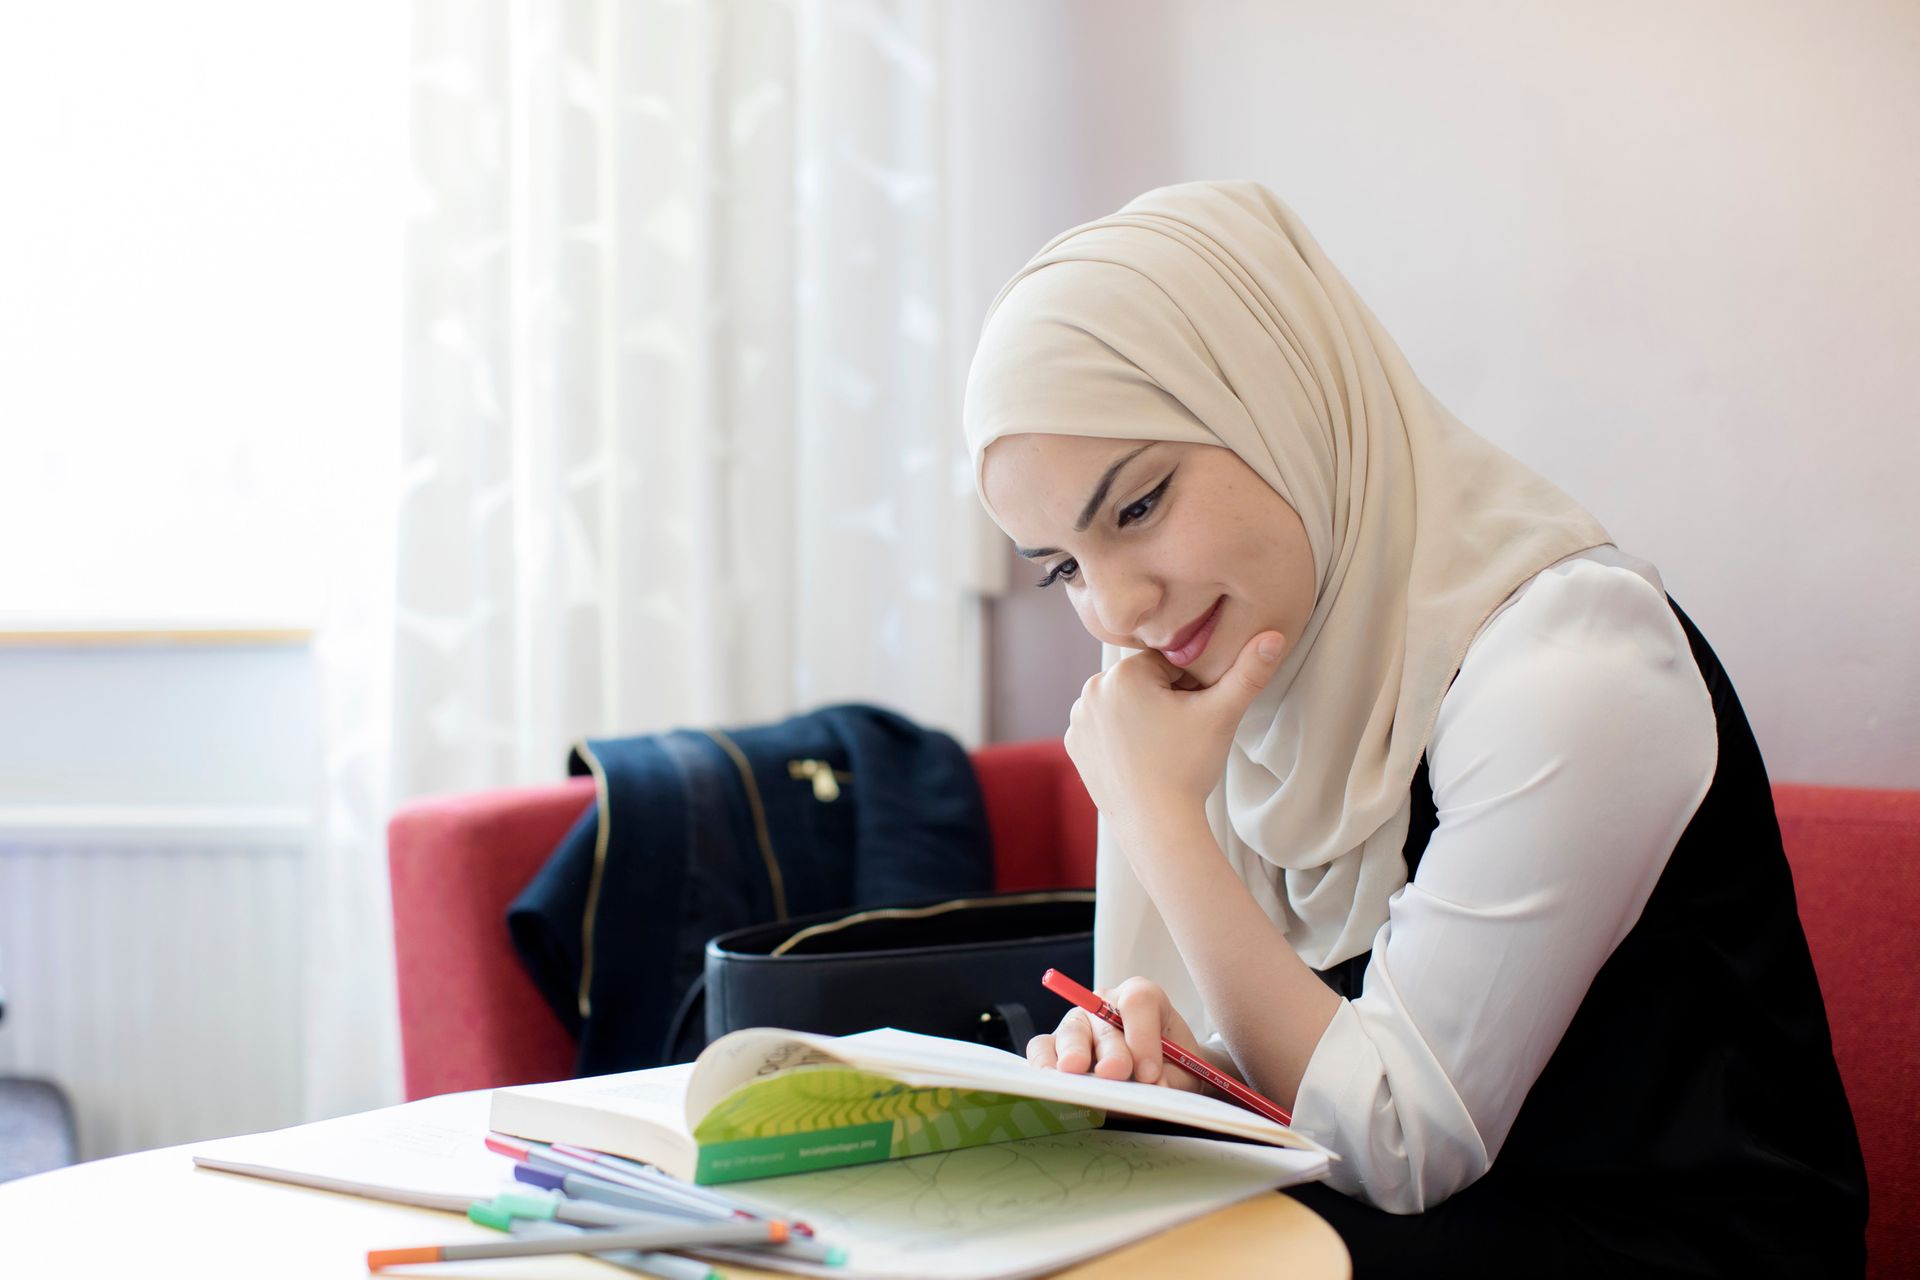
[396,0,983,806]
[297,0,987,1117]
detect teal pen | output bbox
[481,1191,849,1268]
[465,1206,719,1280]
[491,1189,697,1230]
[547,1182,846,1266]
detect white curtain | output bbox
[307,0,986,1117]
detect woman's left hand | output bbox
[1065,629,1287,845]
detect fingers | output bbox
[1110,979,1166,1084]
[1026,1032,1058,1070]
[1031,1008,1096,1075]
[1029,982,1193,1090]
[1203,630,1286,713]
[1086,1003,1135,1080]
[1030,1005,1134,1080]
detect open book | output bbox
[489,1026,1329,1185]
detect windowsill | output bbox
[0,628,315,649]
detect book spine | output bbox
[695,1122,895,1184]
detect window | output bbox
[0,4,401,631]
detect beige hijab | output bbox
[963,181,1611,992]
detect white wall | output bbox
[956,0,1920,787]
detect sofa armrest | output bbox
[972,739,1097,890]
[387,778,595,1099]
[387,743,1101,1100]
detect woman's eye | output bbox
[1036,558,1079,589]
[1119,472,1174,527]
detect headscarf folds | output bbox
[962,181,1610,997]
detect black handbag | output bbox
[694,889,1095,1056]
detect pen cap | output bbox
[468,1203,516,1232]
[495,1192,561,1220]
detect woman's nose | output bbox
[1085,567,1160,640]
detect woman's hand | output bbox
[1026,976,1212,1092]
[1065,630,1286,844]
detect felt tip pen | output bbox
[550,1141,817,1235]
[481,1187,694,1230]
[466,1208,719,1280]
[509,1159,760,1226]
[492,1132,818,1238]
[488,1135,757,1221]
[1040,967,1295,1127]
[367,1218,784,1270]
[506,1166,848,1266]
[545,1138,816,1237]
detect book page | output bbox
[492,1060,696,1124]
[827,1029,1327,1154]
[684,1028,851,1122]
[708,1128,1328,1280]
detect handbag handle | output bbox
[977,1000,1037,1055]
[661,974,708,1064]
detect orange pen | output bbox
[1040,967,1294,1127]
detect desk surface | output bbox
[0,1117,1350,1279]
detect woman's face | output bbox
[980,434,1317,688]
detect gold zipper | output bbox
[786,758,851,802]
[767,890,1096,957]
[573,740,613,1020]
[702,728,790,921]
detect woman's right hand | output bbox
[1026,975,1209,1093]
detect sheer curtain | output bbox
[306,0,987,1117]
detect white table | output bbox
[0,1095,1350,1279]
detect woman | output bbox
[963,181,1865,1277]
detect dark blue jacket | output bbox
[508,703,993,1074]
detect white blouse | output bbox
[1281,546,1718,1213]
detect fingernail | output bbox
[1258,635,1283,662]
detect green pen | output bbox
[482,1192,849,1268]
[467,1202,719,1280]
[493,1189,693,1230]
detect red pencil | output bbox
[1040,967,1294,1127]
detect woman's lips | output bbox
[1160,596,1225,667]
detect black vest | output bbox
[1293,601,1869,1278]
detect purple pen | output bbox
[548,1141,816,1238]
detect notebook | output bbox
[191,1084,1333,1280]
[488,1025,1328,1185]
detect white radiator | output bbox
[0,808,311,1161]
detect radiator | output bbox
[0,808,311,1161]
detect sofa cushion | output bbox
[1775,783,1920,1280]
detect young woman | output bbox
[963,181,1865,1277]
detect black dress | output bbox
[1288,601,1868,1278]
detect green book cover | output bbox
[691,1066,1105,1184]
[489,1028,1318,1188]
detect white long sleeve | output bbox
[1285,550,1718,1213]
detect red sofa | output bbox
[388,741,1917,1276]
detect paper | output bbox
[709,1128,1326,1280]
[190,1089,519,1205]
[768,1027,1326,1154]
[193,1078,1328,1280]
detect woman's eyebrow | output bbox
[1013,443,1155,559]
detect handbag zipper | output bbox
[701,728,790,922]
[767,890,1097,957]
[572,739,613,1019]
[786,758,851,801]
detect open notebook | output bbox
[489,1026,1329,1185]
[193,1074,1331,1280]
